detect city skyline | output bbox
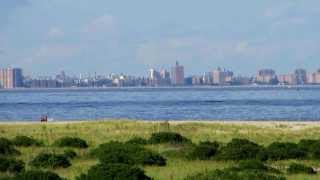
[0,1,320,76]
[1,61,320,89]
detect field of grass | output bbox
[1,120,320,180]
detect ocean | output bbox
[0,86,319,121]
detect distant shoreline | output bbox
[0,85,320,92]
[1,119,320,126]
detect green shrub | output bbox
[287,163,316,174]
[53,137,88,148]
[217,139,262,160]
[184,169,286,180]
[231,160,280,174]
[0,138,20,156]
[266,142,307,160]
[76,163,151,180]
[14,170,63,180]
[235,160,269,171]
[63,149,77,159]
[149,132,191,144]
[0,157,24,173]
[126,137,148,145]
[298,139,319,152]
[30,153,71,168]
[188,141,219,160]
[91,141,166,166]
[299,140,320,159]
[12,136,42,147]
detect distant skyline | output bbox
[0,0,319,76]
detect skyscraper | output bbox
[0,67,23,89]
[170,61,184,85]
[255,69,278,84]
[294,69,307,85]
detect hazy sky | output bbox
[0,0,319,76]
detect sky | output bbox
[0,0,319,76]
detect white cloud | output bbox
[46,27,65,38]
[136,37,255,67]
[83,14,117,34]
[21,44,79,65]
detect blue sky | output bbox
[0,0,319,76]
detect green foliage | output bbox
[287,163,316,174]
[30,153,71,168]
[184,169,286,180]
[12,136,42,147]
[149,132,191,144]
[63,149,77,159]
[126,137,148,145]
[188,141,220,160]
[217,139,262,160]
[298,139,319,152]
[0,137,20,156]
[266,142,307,160]
[0,157,24,173]
[53,137,88,148]
[76,163,151,180]
[14,170,64,180]
[231,160,280,174]
[91,141,166,166]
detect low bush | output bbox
[184,169,286,180]
[149,132,191,144]
[63,149,77,159]
[188,141,220,160]
[76,163,151,180]
[30,153,71,168]
[91,141,166,166]
[12,136,42,147]
[298,139,319,152]
[266,142,307,160]
[53,137,88,148]
[287,163,316,174]
[14,170,64,180]
[217,139,263,160]
[231,160,280,174]
[0,157,24,173]
[126,137,148,145]
[310,141,320,159]
[0,138,20,156]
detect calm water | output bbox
[0,87,319,121]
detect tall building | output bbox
[171,61,184,85]
[307,69,320,84]
[255,69,278,84]
[0,67,23,89]
[278,74,295,85]
[294,69,307,85]
[212,68,234,85]
[147,68,160,86]
[159,69,171,86]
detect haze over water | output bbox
[0,87,319,121]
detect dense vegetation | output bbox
[30,153,71,168]
[76,163,151,180]
[0,138,20,155]
[1,121,320,179]
[12,136,42,147]
[53,137,88,148]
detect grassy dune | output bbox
[1,120,320,179]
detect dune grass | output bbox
[1,120,320,179]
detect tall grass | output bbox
[1,120,320,179]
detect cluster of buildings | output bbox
[259,69,320,85]
[1,63,320,89]
[0,67,24,88]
